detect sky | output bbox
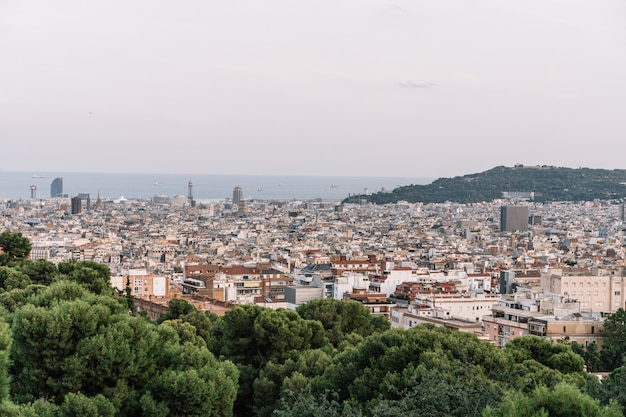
[1,0,625,178]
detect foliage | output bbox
[0,319,12,403]
[17,259,59,286]
[595,367,626,413]
[600,309,626,371]
[253,349,332,417]
[570,341,602,373]
[1,255,625,417]
[0,267,31,292]
[0,265,239,417]
[210,305,328,415]
[0,232,32,266]
[482,382,623,417]
[296,298,389,346]
[273,387,362,417]
[504,336,585,375]
[57,260,114,295]
[347,165,626,204]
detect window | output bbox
[615,291,621,296]
[591,326,595,334]
[563,326,567,333]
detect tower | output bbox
[500,205,529,232]
[50,177,63,198]
[71,196,82,214]
[233,186,243,209]
[187,180,195,208]
[30,185,37,199]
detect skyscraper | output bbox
[500,206,529,232]
[50,177,63,198]
[233,186,243,209]
[71,197,82,214]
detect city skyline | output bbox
[1,0,625,178]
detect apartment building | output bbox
[110,268,169,299]
[542,267,626,313]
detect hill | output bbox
[345,165,626,204]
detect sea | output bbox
[0,172,433,202]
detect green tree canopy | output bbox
[0,231,32,265]
[296,299,390,346]
[600,309,626,371]
[482,382,623,417]
[57,261,114,295]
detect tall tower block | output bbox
[187,180,195,208]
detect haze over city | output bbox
[1,0,625,178]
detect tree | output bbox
[570,341,601,373]
[274,387,362,417]
[57,261,114,295]
[600,309,626,371]
[157,299,217,346]
[597,366,626,411]
[124,276,135,314]
[58,393,116,417]
[482,382,623,417]
[296,299,389,346]
[0,267,31,292]
[17,259,58,286]
[253,350,332,417]
[211,305,328,415]
[0,319,12,404]
[0,231,32,265]
[504,336,584,375]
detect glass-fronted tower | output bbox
[50,177,63,198]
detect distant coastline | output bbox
[0,172,434,201]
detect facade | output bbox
[70,197,82,214]
[110,269,169,299]
[343,289,395,319]
[528,313,604,347]
[285,286,324,310]
[480,290,601,347]
[50,177,64,198]
[232,186,243,209]
[541,268,626,313]
[500,205,529,232]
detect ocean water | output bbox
[0,172,433,201]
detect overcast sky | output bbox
[1,0,625,178]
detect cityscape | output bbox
[3,171,626,415]
[3,0,626,414]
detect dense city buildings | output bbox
[2,190,626,349]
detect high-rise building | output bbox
[50,177,63,198]
[500,205,529,232]
[233,186,243,209]
[71,197,82,215]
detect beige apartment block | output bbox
[391,293,499,329]
[110,269,169,300]
[542,268,626,313]
[482,291,604,347]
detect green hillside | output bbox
[347,165,626,204]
